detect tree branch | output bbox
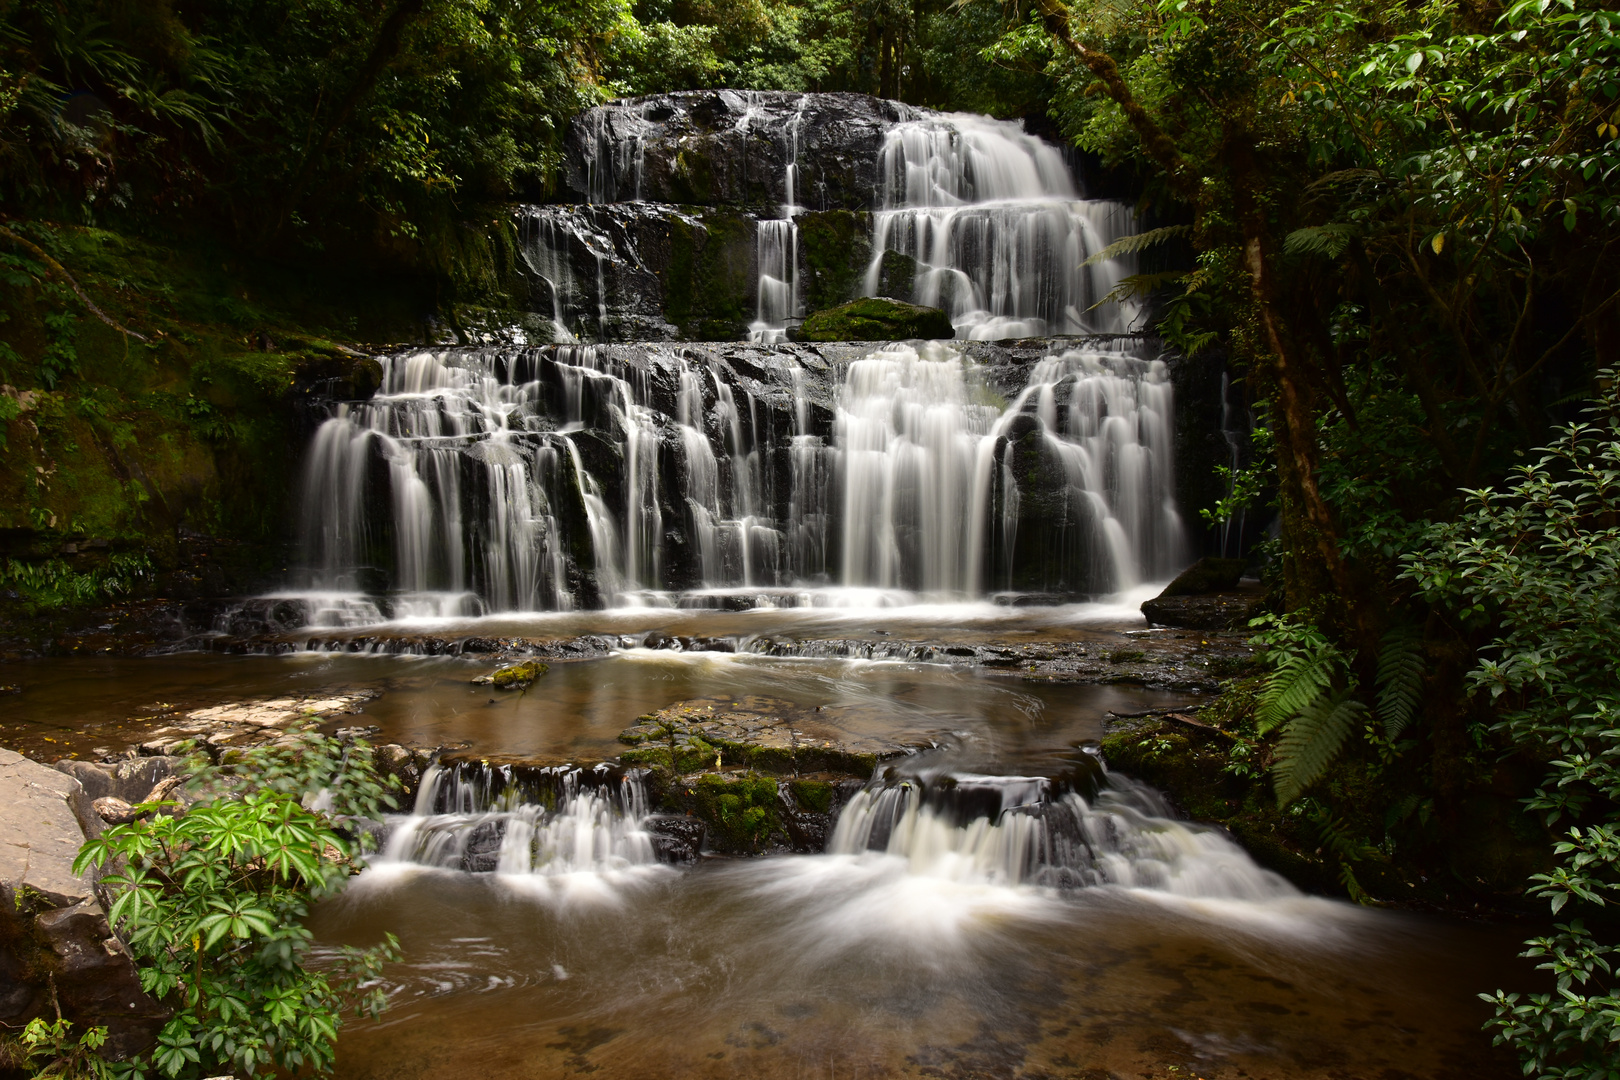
[0,226,148,342]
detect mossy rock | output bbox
[685,772,781,852]
[793,297,953,342]
[490,660,549,688]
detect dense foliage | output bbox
[1005,0,1620,1072]
[65,728,401,1079]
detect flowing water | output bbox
[0,93,1528,1079]
[307,736,1520,1080]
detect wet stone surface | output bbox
[618,694,916,777]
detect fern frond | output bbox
[1086,271,1187,311]
[1302,168,1381,196]
[1376,626,1425,740]
[1273,690,1367,805]
[1255,648,1336,735]
[1080,224,1191,267]
[1283,223,1356,259]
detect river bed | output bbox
[2,603,1523,1078]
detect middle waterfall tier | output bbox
[295,340,1185,619]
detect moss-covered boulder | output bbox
[793,297,954,342]
[488,660,548,688]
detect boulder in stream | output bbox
[1141,556,1267,631]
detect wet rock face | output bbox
[561,91,904,211]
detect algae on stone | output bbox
[489,660,549,688]
[793,297,954,342]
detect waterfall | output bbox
[747,95,808,344]
[831,341,1182,595]
[291,340,1181,615]
[864,111,1143,339]
[377,762,658,875]
[835,342,1000,592]
[828,771,1296,899]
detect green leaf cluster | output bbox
[1405,372,1620,1078]
[70,727,402,1078]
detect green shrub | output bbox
[1406,372,1620,1078]
[72,727,401,1078]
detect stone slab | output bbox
[0,747,94,909]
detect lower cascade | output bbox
[291,340,1184,621]
[377,763,659,875]
[374,760,1294,903]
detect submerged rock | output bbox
[793,297,954,342]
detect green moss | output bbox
[788,779,834,814]
[689,772,781,851]
[797,210,873,312]
[794,297,954,342]
[490,660,549,688]
[0,221,427,611]
[661,212,755,340]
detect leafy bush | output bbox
[72,727,401,1079]
[1405,373,1620,1078]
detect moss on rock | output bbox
[489,660,549,688]
[793,297,953,342]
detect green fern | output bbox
[1079,224,1191,267]
[1283,222,1357,259]
[1255,644,1338,735]
[1273,690,1368,805]
[1375,626,1425,740]
[1086,270,1188,311]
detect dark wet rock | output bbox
[1140,557,1266,631]
[0,749,165,1058]
[793,297,954,342]
[1142,581,1267,631]
[645,815,706,863]
[560,91,904,211]
[1161,555,1249,595]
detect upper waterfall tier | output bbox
[292,339,1189,620]
[561,91,905,211]
[520,92,1142,344]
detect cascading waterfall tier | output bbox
[376,761,660,875]
[865,112,1141,340]
[290,339,1183,618]
[374,757,1295,904]
[829,769,1296,898]
[517,91,1142,344]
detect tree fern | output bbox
[1283,223,1356,259]
[1375,626,1425,740]
[1080,224,1191,267]
[1087,270,1187,311]
[1255,642,1339,735]
[1273,690,1368,805]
